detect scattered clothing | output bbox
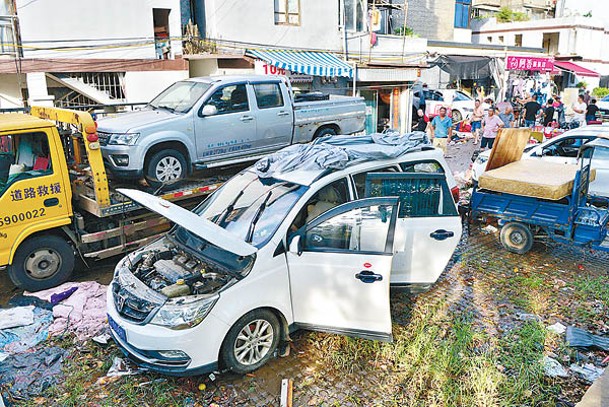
[566,326,609,351]
[0,347,68,398]
[50,286,79,305]
[0,306,34,330]
[26,281,108,341]
[0,307,53,354]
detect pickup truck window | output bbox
[253,83,284,109]
[149,81,210,114]
[205,84,250,115]
[0,132,53,197]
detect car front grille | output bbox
[112,281,159,323]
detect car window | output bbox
[253,83,284,109]
[290,178,350,232]
[0,132,53,198]
[453,92,470,102]
[430,91,443,101]
[203,84,249,115]
[365,173,458,218]
[303,203,395,254]
[543,137,592,158]
[352,166,400,198]
[399,160,444,174]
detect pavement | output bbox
[577,371,609,406]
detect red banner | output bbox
[506,56,554,72]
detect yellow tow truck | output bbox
[0,107,223,291]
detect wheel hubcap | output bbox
[25,249,61,279]
[155,156,183,182]
[234,319,274,366]
[510,231,524,245]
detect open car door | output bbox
[286,197,399,342]
[365,173,462,286]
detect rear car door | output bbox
[251,82,293,152]
[194,83,257,161]
[286,198,399,342]
[365,173,461,286]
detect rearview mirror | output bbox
[289,235,302,256]
[201,104,218,117]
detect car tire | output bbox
[314,127,337,139]
[452,109,462,123]
[145,149,188,188]
[220,309,280,374]
[8,235,75,291]
[500,222,533,254]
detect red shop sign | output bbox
[506,56,554,72]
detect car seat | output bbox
[306,187,342,223]
[230,87,248,111]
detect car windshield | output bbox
[191,171,308,247]
[149,81,211,114]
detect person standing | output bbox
[498,104,514,128]
[471,99,483,144]
[586,99,600,124]
[430,107,452,155]
[543,99,555,127]
[414,109,429,132]
[553,95,565,125]
[523,94,541,128]
[572,95,587,127]
[583,90,591,105]
[480,107,505,150]
[419,83,428,115]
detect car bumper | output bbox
[101,144,145,179]
[106,286,230,376]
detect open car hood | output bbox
[117,189,257,257]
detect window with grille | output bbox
[274,0,300,25]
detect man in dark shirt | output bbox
[543,99,555,126]
[414,109,429,132]
[523,94,541,128]
[586,99,600,124]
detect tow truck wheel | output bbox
[8,235,75,291]
[500,222,533,254]
[145,149,187,188]
[220,309,280,374]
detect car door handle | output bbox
[240,115,254,122]
[44,197,59,207]
[430,229,454,241]
[277,111,290,117]
[355,270,383,283]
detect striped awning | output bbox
[246,49,353,78]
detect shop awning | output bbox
[553,61,600,77]
[246,49,353,78]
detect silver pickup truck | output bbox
[97,75,366,185]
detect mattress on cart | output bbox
[478,160,595,201]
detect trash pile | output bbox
[0,281,108,400]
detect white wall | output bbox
[555,0,607,18]
[123,70,189,103]
[0,74,24,108]
[15,0,182,59]
[204,0,342,52]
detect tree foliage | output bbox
[496,7,529,23]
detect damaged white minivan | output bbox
[107,133,462,376]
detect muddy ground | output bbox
[2,139,608,406]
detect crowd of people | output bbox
[415,89,603,156]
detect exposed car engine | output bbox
[128,244,232,298]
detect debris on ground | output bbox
[0,347,68,398]
[543,356,569,378]
[26,281,108,340]
[548,322,567,335]
[92,333,112,345]
[0,306,34,330]
[567,326,609,351]
[0,307,53,354]
[482,224,498,234]
[106,356,144,377]
[570,363,605,383]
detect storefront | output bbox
[505,55,555,104]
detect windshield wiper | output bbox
[217,190,244,227]
[156,105,176,113]
[245,191,273,243]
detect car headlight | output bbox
[151,295,219,330]
[475,155,489,165]
[108,133,140,145]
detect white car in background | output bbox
[597,95,609,116]
[472,125,609,197]
[107,137,462,376]
[413,89,475,122]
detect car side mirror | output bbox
[289,235,303,256]
[201,104,218,117]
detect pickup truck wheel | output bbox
[500,222,533,254]
[221,309,280,374]
[145,149,187,187]
[314,127,337,139]
[8,235,75,291]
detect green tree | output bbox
[496,7,529,23]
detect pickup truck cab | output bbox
[107,133,462,376]
[98,75,366,186]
